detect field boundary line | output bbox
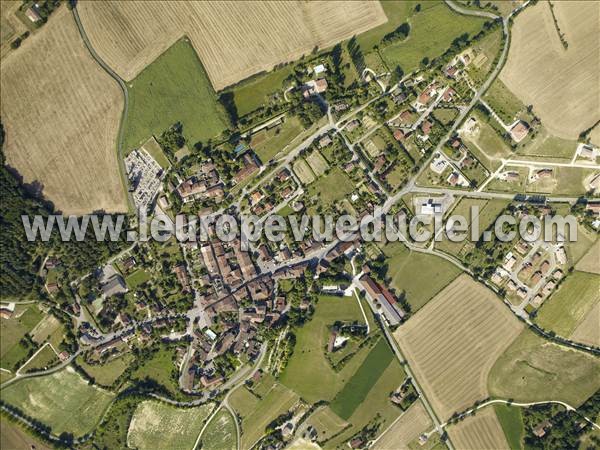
[71,5,133,212]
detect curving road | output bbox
[71,5,134,211]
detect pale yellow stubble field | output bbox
[500,1,600,140]
[393,274,523,421]
[77,1,388,90]
[1,6,126,214]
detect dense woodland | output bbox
[0,122,129,300]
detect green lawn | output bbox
[126,269,152,289]
[516,128,577,160]
[0,368,114,436]
[128,400,214,450]
[494,404,524,450]
[380,3,487,73]
[330,338,395,420]
[231,65,294,117]
[381,241,461,311]
[77,353,133,387]
[251,116,304,163]
[123,38,228,151]
[1,305,43,371]
[199,407,237,450]
[488,329,600,407]
[535,271,600,336]
[307,168,355,207]
[280,295,369,403]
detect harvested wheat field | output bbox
[393,275,523,421]
[77,1,387,90]
[570,302,600,348]
[448,407,509,450]
[0,6,126,214]
[500,1,599,140]
[373,400,432,450]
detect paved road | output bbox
[71,5,133,211]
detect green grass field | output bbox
[494,404,524,450]
[0,368,114,436]
[251,116,304,163]
[140,137,170,169]
[77,353,133,386]
[230,382,298,449]
[1,305,43,371]
[307,168,355,207]
[488,329,600,407]
[327,361,406,448]
[127,400,214,450]
[280,295,369,403]
[380,3,487,73]
[330,338,395,420]
[19,344,58,373]
[516,128,577,160]
[535,271,600,336]
[131,348,179,396]
[199,407,237,450]
[126,269,152,289]
[483,79,525,124]
[231,65,294,117]
[381,241,461,311]
[123,38,228,151]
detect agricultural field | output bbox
[251,116,304,163]
[293,159,316,184]
[373,400,432,450]
[525,167,596,196]
[280,295,368,403]
[330,338,396,420]
[381,241,461,311]
[325,360,406,448]
[198,407,237,450]
[77,353,133,387]
[78,1,387,90]
[127,400,214,450]
[534,271,600,338]
[233,66,295,117]
[499,1,600,139]
[0,6,126,214]
[393,275,523,420]
[488,329,600,407]
[307,168,355,207]
[380,3,487,74]
[1,420,52,450]
[230,381,299,449]
[30,315,61,345]
[18,343,59,373]
[570,302,600,348]
[515,128,578,160]
[123,38,228,151]
[1,304,43,371]
[448,406,509,450]
[482,79,525,125]
[494,404,524,450]
[575,238,600,274]
[305,406,349,440]
[0,367,114,436]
